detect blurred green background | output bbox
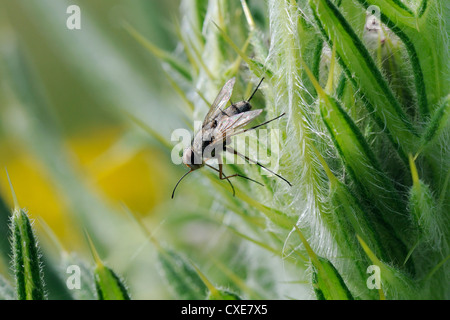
[5,0,444,301]
[0,0,309,300]
[0,0,212,299]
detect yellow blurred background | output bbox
[0,0,182,239]
[0,0,190,298]
[0,126,170,248]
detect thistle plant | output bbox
[0,173,130,300]
[0,0,448,301]
[130,0,449,299]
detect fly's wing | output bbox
[202,77,236,127]
[211,109,263,145]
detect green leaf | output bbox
[206,172,296,230]
[421,95,450,147]
[357,0,449,114]
[267,0,328,233]
[7,172,46,300]
[407,155,441,247]
[313,146,387,299]
[11,208,47,300]
[86,233,131,300]
[355,0,428,117]
[94,265,131,300]
[236,192,296,230]
[357,235,416,300]
[124,207,207,300]
[207,289,241,300]
[302,58,410,268]
[323,97,412,269]
[294,226,354,300]
[329,179,386,261]
[157,247,208,300]
[190,261,242,300]
[312,257,354,300]
[309,0,418,160]
[419,95,450,210]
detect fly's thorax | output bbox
[225,101,252,116]
[200,127,224,160]
[235,101,252,113]
[182,146,203,170]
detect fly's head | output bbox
[182,146,204,171]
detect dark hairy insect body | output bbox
[172,77,291,198]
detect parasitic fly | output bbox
[172,77,291,198]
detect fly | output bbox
[172,77,292,198]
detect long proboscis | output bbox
[171,170,193,199]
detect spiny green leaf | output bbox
[357,235,416,300]
[211,257,263,299]
[294,226,354,300]
[7,171,46,300]
[357,0,448,113]
[268,0,334,239]
[312,144,383,262]
[190,261,242,300]
[355,0,427,117]
[86,232,130,300]
[302,57,410,268]
[11,209,47,300]
[309,0,418,160]
[207,289,242,300]
[126,208,208,300]
[421,95,450,146]
[312,257,354,300]
[94,265,131,300]
[407,155,441,247]
[157,247,207,300]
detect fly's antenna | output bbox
[247,77,265,102]
[171,170,193,199]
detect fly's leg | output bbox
[231,113,286,137]
[225,147,292,187]
[205,164,264,197]
[205,164,235,196]
[218,163,264,187]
